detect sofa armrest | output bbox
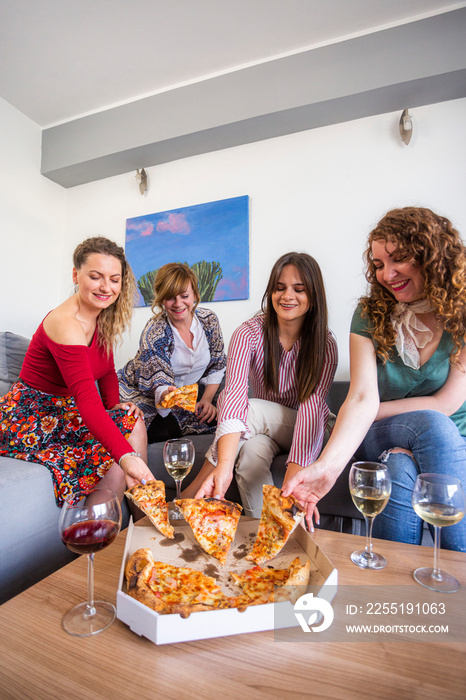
[0,331,30,395]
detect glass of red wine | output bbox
[59,488,122,636]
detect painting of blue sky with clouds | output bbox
[125,195,249,307]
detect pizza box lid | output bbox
[116,515,338,645]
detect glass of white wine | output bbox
[349,461,392,570]
[411,473,465,593]
[163,438,195,520]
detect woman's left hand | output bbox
[195,400,217,424]
[119,453,154,489]
[194,463,233,500]
[112,402,144,420]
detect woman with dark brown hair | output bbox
[187,252,338,517]
[284,207,466,551]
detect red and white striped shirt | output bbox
[213,314,338,466]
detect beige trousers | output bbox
[204,398,296,517]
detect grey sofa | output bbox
[0,331,360,604]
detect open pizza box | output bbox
[117,516,338,645]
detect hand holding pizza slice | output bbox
[157,384,199,413]
[125,479,175,539]
[246,484,306,564]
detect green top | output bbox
[350,303,466,436]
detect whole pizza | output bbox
[123,484,313,617]
[125,548,311,615]
[125,548,231,617]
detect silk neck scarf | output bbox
[390,300,433,370]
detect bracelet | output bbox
[118,451,141,468]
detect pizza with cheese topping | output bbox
[174,497,242,564]
[229,557,311,608]
[125,480,174,539]
[157,384,198,412]
[246,485,305,564]
[125,548,232,617]
[125,548,310,616]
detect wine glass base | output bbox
[413,567,460,593]
[168,503,184,520]
[62,600,116,637]
[351,549,387,570]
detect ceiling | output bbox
[1,0,465,128]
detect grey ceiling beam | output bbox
[41,8,466,188]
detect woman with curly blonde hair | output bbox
[0,236,153,506]
[73,236,138,353]
[284,208,466,551]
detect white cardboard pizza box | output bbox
[116,516,338,645]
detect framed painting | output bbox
[125,195,249,307]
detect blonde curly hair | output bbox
[360,207,466,366]
[73,237,137,353]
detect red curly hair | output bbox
[360,207,466,365]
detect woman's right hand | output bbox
[194,464,233,500]
[281,461,339,530]
[160,386,177,402]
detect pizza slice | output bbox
[174,497,242,565]
[229,565,290,607]
[157,384,198,412]
[246,484,305,564]
[125,548,231,617]
[272,557,312,603]
[229,557,311,608]
[125,479,175,539]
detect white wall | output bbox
[2,96,465,380]
[63,97,466,378]
[0,97,65,334]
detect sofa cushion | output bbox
[0,331,30,395]
[0,455,76,603]
[0,453,131,605]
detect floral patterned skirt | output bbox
[0,381,136,506]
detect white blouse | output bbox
[155,315,225,415]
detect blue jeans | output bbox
[354,410,466,552]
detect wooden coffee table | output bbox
[0,528,465,700]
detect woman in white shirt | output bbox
[118,263,226,442]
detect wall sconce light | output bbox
[136,168,148,195]
[399,109,413,145]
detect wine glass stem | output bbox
[432,526,442,581]
[364,516,375,558]
[175,479,183,500]
[86,553,96,617]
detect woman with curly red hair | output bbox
[284,207,466,551]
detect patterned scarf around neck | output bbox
[390,299,433,370]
